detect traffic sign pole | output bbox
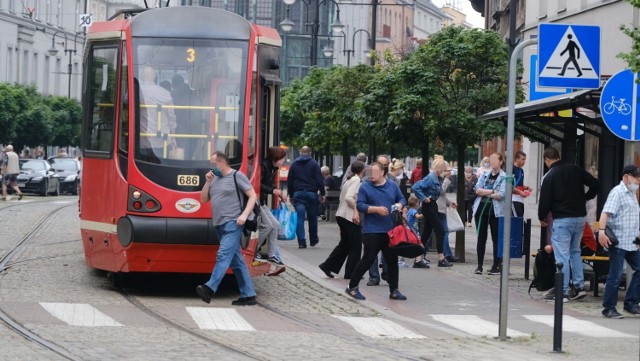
[500,37,538,341]
[632,73,637,140]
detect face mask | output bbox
[212,167,222,177]
[628,182,639,192]
[483,162,490,168]
[465,172,472,178]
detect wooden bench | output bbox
[530,253,610,297]
[581,255,610,297]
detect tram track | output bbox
[117,281,423,361]
[256,301,425,361]
[0,204,81,361]
[117,286,261,360]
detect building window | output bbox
[44,55,50,94]
[6,47,14,82]
[22,50,29,84]
[33,53,39,85]
[55,58,61,94]
[46,0,51,23]
[56,0,61,26]
[539,0,547,19]
[558,0,567,12]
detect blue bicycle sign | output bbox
[600,68,640,141]
[602,96,632,116]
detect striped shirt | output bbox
[601,181,640,252]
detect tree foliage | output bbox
[620,0,640,73]
[280,65,374,154]
[0,83,81,150]
[280,26,515,162]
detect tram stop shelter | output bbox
[478,87,628,217]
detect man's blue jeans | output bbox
[205,221,256,298]
[550,217,585,296]
[603,247,640,311]
[438,213,452,257]
[293,191,320,245]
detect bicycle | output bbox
[603,96,632,116]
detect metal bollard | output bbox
[553,262,564,353]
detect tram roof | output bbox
[130,7,252,40]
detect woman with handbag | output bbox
[412,157,452,268]
[437,162,459,263]
[472,152,507,275]
[319,161,365,279]
[345,162,407,301]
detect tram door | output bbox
[258,45,282,208]
[260,82,280,208]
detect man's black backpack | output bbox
[529,249,556,296]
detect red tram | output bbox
[79,6,282,275]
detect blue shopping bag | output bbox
[272,202,297,240]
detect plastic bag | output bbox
[446,207,465,232]
[272,202,297,240]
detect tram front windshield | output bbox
[132,38,248,167]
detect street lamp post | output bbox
[342,28,371,66]
[280,0,345,66]
[48,31,84,98]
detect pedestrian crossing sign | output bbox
[537,23,600,89]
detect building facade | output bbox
[0,0,147,100]
[481,0,640,221]
[412,0,445,43]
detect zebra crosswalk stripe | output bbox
[186,307,256,331]
[332,315,426,339]
[523,315,636,338]
[39,302,123,327]
[430,315,528,337]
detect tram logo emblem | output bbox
[175,198,201,213]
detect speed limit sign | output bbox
[79,14,93,28]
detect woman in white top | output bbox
[319,161,365,279]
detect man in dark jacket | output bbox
[287,146,326,248]
[538,147,600,302]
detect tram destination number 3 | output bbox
[178,175,200,187]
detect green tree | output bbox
[620,0,640,72]
[47,96,82,147]
[0,83,29,144]
[281,65,375,168]
[15,103,54,148]
[393,26,513,261]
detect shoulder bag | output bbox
[233,171,261,232]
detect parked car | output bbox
[17,159,60,196]
[49,157,81,195]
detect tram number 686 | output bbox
[177,175,200,186]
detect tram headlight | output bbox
[132,190,142,200]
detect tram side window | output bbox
[85,45,118,154]
[119,45,129,154]
[246,73,257,178]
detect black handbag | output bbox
[604,225,619,248]
[233,171,261,232]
